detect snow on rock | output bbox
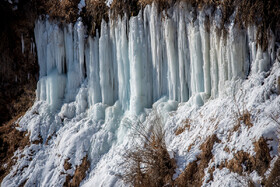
[2,2,280,187]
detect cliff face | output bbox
[1,0,280,186]
[0,0,40,182]
[0,1,38,125]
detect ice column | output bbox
[99,20,114,106]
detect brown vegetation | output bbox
[264,114,280,186]
[264,157,280,187]
[122,117,176,187]
[175,134,220,186]
[233,109,253,132]
[224,137,271,178]
[44,0,81,23]
[64,158,72,171]
[175,118,191,135]
[277,76,280,95]
[111,0,139,18]
[0,120,30,183]
[63,155,90,187]
[82,0,109,36]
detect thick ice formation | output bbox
[2,3,279,187]
[34,4,275,115]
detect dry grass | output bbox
[175,118,191,135]
[63,155,90,187]
[254,137,271,176]
[234,0,280,50]
[82,0,109,36]
[110,0,139,18]
[64,158,72,171]
[0,120,30,183]
[175,134,220,186]
[277,76,280,95]
[224,137,271,177]
[44,0,80,23]
[122,115,176,187]
[264,157,280,187]
[232,92,253,132]
[227,151,255,175]
[233,109,253,131]
[264,114,280,186]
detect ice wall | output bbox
[34,3,275,114]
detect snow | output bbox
[78,0,86,13]
[2,2,280,187]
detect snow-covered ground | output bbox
[2,2,280,187]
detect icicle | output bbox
[99,20,114,106]
[21,33,24,54]
[33,3,274,112]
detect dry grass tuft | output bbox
[238,110,253,129]
[32,134,43,145]
[175,118,191,135]
[224,137,271,176]
[175,134,220,186]
[254,137,271,176]
[64,158,72,171]
[63,155,90,187]
[227,151,255,175]
[122,115,176,187]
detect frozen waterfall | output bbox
[34,4,275,115]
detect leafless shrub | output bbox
[121,113,176,187]
[232,89,253,132]
[175,118,191,135]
